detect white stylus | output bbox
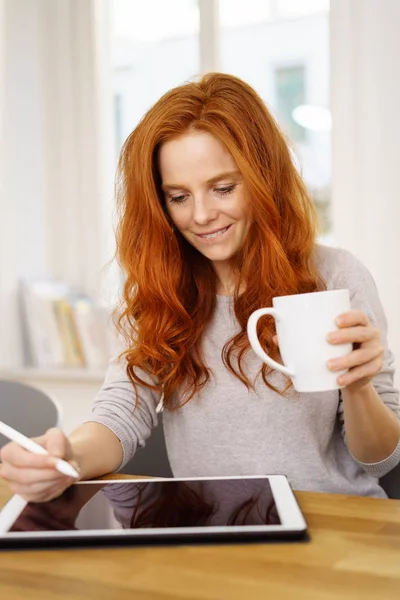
[0,420,79,478]
[0,494,28,533]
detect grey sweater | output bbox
[90,246,400,497]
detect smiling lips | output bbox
[195,225,232,240]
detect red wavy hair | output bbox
[115,73,325,408]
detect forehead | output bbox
[158,131,238,183]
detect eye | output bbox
[168,194,188,204]
[215,184,237,196]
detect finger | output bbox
[9,480,72,503]
[31,486,68,503]
[337,357,383,387]
[42,428,71,460]
[68,460,81,480]
[0,464,67,485]
[336,310,370,328]
[272,335,278,346]
[328,345,384,372]
[327,326,380,345]
[0,443,55,470]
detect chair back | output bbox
[0,380,62,448]
[120,416,173,478]
[380,463,400,500]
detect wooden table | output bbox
[1,476,400,599]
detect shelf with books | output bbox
[19,279,120,373]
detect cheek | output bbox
[167,206,190,231]
[232,205,249,226]
[232,189,249,219]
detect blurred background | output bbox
[0,0,399,432]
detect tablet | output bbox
[0,475,307,549]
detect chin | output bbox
[201,250,236,262]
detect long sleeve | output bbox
[318,245,400,477]
[87,357,160,469]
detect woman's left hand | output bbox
[327,310,384,391]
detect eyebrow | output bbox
[161,170,242,191]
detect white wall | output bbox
[331,0,400,388]
[0,0,49,368]
[0,0,115,370]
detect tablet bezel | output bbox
[0,475,307,546]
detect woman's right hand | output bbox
[0,428,80,503]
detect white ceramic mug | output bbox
[247,289,352,393]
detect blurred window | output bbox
[275,66,306,143]
[109,0,200,160]
[219,0,331,240]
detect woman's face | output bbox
[159,131,250,271]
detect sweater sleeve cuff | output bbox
[351,437,400,477]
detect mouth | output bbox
[195,225,232,240]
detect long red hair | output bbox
[115,73,324,408]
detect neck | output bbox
[213,261,236,296]
[216,283,234,296]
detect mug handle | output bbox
[247,308,295,377]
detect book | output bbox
[19,280,115,370]
[20,281,71,368]
[70,298,111,368]
[52,298,85,368]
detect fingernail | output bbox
[336,316,344,326]
[327,332,337,342]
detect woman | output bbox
[1,73,399,501]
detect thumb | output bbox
[42,428,72,460]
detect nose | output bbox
[192,193,218,225]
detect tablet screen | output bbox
[8,477,281,533]
[0,476,307,547]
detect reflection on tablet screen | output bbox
[9,478,281,533]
